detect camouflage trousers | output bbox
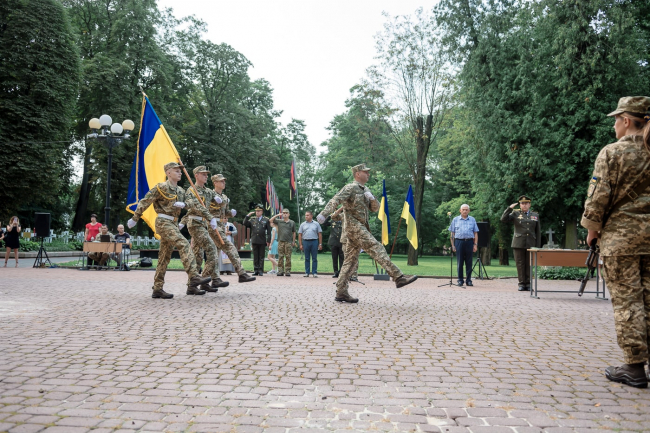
[336,224,401,296]
[208,225,245,276]
[277,241,293,273]
[188,222,219,282]
[154,218,199,291]
[342,241,358,279]
[602,255,650,364]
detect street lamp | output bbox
[88,115,135,228]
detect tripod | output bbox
[438,215,456,287]
[33,237,52,268]
[471,250,489,280]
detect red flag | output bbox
[265,178,270,210]
[290,159,297,200]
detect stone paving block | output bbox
[8,425,47,433]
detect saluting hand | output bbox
[509,203,518,209]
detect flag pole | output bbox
[389,219,402,260]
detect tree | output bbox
[0,0,80,223]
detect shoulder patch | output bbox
[587,176,599,198]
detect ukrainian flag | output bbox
[400,185,418,249]
[377,179,391,245]
[126,96,181,238]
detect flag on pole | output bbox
[377,179,391,245]
[265,178,271,210]
[126,96,181,239]
[290,159,297,199]
[400,185,418,249]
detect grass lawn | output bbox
[56,253,518,278]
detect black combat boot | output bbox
[200,283,218,293]
[238,273,256,283]
[605,363,648,388]
[335,290,359,303]
[152,289,173,299]
[395,275,418,288]
[186,286,206,295]
[213,279,230,288]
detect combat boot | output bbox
[605,363,648,388]
[335,290,359,303]
[395,274,418,288]
[213,278,230,288]
[200,283,218,293]
[189,275,211,288]
[186,286,206,295]
[239,273,256,283]
[152,289,173,299]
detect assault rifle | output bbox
[578,238,599,296]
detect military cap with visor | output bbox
[351,163,371,174]
[211,174,227,182]
[193,165,210,175]
[518,195,531,203]
[164,161,184,171]
[254,203,264,211]
[607,96,650,117]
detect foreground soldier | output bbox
[581,96,650,388]
[317,164,418,303]
[127,162,211,299]
[209,174,256,283]
[183,166,230,292]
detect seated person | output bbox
[113,224,131,265]
[87,224,115,269]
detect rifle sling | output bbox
[602,172,650,227]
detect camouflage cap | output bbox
[211,174,226,182]
[164,161,183,171]
[193,165,210,175]
[518,195,531,203]
[351,163,371,174]
[607,96,650,117]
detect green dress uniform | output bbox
[501,202,541,289]
[243,206,272,275]
[580,96,650,387]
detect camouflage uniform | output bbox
[339,213,359,279]
[88,231,115,266]
[132,180,200,291]
[209,175,246,276]
[275,219,296,274]
[581,97,650,366]
[320,179,403,298]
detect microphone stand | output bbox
[438,213,456,287]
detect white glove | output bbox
[178,223,184,230]
[214,196,223,204]
[317,214,326,224]
[173,201,185,208]
[127,218,136,229]
[210,218,217,230]
[231,209,237,217]
[364,191,375,201]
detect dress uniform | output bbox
[501,195,541,291]
[243,204,272,275]
[581,96,650,388]
[318,163,417,303]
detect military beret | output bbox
[193,165,210,175]
[164,162,183,172]
[607,96,650,117]
[254,204,264,211]
[211,174,226,182]
[351,163,371,174]
[518,195,531,203]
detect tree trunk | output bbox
[408,114,433,266]
[499,247,509,266]
[564,220,578,249]
[496,220,510,265]
[72,138,93,232]
[480,246,491,266]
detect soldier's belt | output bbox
[157,213,178,222]
[188,216,204,221]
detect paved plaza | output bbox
[0,267,648,433]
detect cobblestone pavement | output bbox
[0,268,648,433]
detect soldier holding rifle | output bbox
[581,96,650,388]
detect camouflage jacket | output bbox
[501,207,541,249]
[209,190,232,220]
[183,184,215,228]
[132,181,190,222]
[320,181,379,233]
[581,135,650,256]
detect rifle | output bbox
[578,238,599,296]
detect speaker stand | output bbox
[471,253,489,280]
[33,237,52,268]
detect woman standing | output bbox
[4,216,21,267]
[581,96,650,388]
[218,216,238,274]
[85,214,101,241]
[267,222,279,274]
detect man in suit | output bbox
[501,195,542,291]
[243,204,272,275]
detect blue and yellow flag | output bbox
[126,96,181,238]
[400,185,418,249]
[377,179,391,245]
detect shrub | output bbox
[538,266,586,280]
[18,238,40,252]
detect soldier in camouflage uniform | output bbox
[182,166,231,292]
[127,162,212,299]
[87,224,115,268]
[209,174,256,283]
[581,96,650,388]
[317,164,418,303]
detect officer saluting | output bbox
[501,195,541,291]
[243,204,272,275]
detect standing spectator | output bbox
[85,213,101,241]
[267,221,279,274]
[298,211,323,277]
[243,205,272,276]
[269,210,296,276]
[4,216,21,267]
[218,215,238,274]
[448,204,480,287]
[114,224,132,267]
[322,207,345,278]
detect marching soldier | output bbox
[317,163,418,303]
[581,96,650,388]
[208,174,256,283]
[127,162,211,299]
[243,204,272,275]
[182,166,231,292]
[501,195,541,291]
